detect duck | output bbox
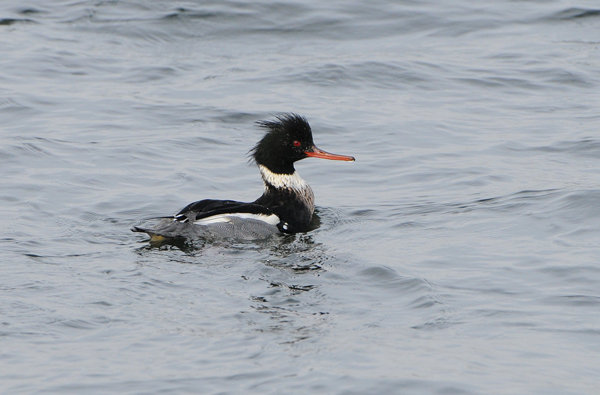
[132,113,355,242]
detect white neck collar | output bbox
[258,165,308,191]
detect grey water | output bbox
[1,0,600,394]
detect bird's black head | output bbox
[250,113,355,175]
[251,113,316,174]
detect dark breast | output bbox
[254,186,314,233]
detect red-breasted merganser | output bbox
[132,113,355,242]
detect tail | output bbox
[131,217,208,242]
[131,226,147,233]
[131,225,174,243]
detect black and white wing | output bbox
[175,199,282,227]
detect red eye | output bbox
[293,140,301,147]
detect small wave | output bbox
[551,8,600,20]
[160,8,220,21]
[118,66,178,83]
[313,206,373,231]
[0,97,33,114]
[503,138,600,158]
[543,294,600,307]
[390,189,561,220]
[545,190,600,223]
[537,138,600,157]
[283,61,430,90]
[0,18,36,26]
[358,265,431,294]
[17,8,45,16]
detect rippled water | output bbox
[2,1,600,394]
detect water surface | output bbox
[1,1,600,394]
